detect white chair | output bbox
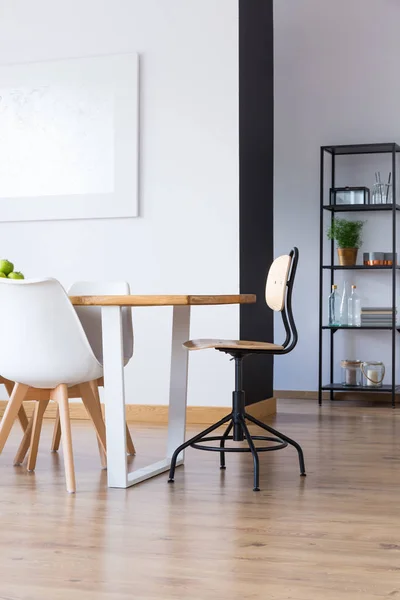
[0,277,107,493]
[50,280,135,459]
[14,280,136,468]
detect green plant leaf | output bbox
[326,218,365,248]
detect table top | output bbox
[70,294,256,307]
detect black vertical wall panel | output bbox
[239,0,274,404]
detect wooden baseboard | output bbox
[0,397,276,425]
[123,397,276,424]
[246,397,276,420]
[275,390,324,400]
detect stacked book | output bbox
[361,307,397,327]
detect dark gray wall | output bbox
[239,0,274,404]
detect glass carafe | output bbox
[340,281,349,326]
[348,285,361,326]
[328,284,340,326]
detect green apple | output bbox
[0,259,14,275]
[7,271,24,280]
[0,272,6,278]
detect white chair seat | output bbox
[183,339,284,351]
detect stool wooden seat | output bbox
[184,339,284,351]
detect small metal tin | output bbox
[384,252,397,265]
[363,252,385,266]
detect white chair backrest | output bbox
[68,281,133,365]
[0,278,102,388]
[265,254,291,311]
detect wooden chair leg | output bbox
[53,384,76,494]
[88,381,107,469]
[14,414,34,465]
[3,379,29,433]
[27,399,49,472]
[126,424,136,456]
[51,406,61,453]
[50,391,108,468]
[50,383,134,462]
[0,383,29,453]
[89,382,135,457]
[17,406,29,432]
[80,382,107,456]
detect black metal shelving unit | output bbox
[318,143,400,407]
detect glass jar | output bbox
[371,183,385,204]
[341,359,362,386]
[361,361,385,387]
[371,182,392,204]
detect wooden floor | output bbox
[1,398,400,599]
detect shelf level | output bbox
[322,143,400,155]
[322,265,400,270]
[321,383,399,393]
[323,203,400,213]
[322,325,400,331]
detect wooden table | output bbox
[70,294,256,488]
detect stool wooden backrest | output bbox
[265,254,291,312]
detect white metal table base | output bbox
[101,305,190,488]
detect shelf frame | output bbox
[318,143,399,408]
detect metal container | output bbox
[361,361,385,388]
[384,252,397,265]
[341,359,362,386]
[363,252,385,266]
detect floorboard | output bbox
[0,398,399,599]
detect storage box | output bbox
[330,186,370,205]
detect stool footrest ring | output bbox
[190,434,288,452]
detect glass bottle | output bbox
[348,284,361,327]
[340,281,349,326]
[328,284,340,326]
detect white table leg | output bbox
[126,305,191,486]
[101,306,128,488]
[102,304,190,489]
[166,305,191,460]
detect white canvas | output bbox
[0,53,139,221]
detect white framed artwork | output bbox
[0,53,139,221]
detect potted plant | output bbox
[327,218,364,266]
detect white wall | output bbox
[274,0,400,391]
[0,0,239,406]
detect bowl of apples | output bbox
[0,259,24,280]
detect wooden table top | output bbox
[70,294,257,307]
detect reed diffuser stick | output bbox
[378,171,383,203]
[386,172,392,203]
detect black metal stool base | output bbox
[168,410,306,491]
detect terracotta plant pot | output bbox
[337,247,358,266]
